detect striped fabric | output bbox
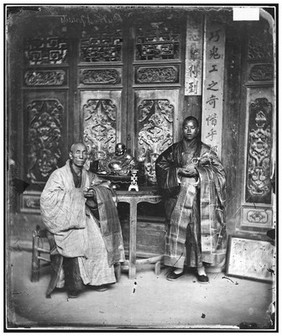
[164,178,197,268]
[94,186,125,267]
[157,139,227,270]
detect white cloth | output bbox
[40,160,116,285]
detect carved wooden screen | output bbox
[79,13,184,185]
[78,20,124,164]
[20,30,70,212]
[131,16,183,185]
[23,36,69,186]
[135,91,179,184]
[240,19,274,231]
[16,9,185,215]
[81,91,122,160]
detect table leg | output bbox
[129,199,137,279]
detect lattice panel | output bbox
[135,21,180,60]
[80,30,122,62]
[24,37,68,65]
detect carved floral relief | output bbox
[79,68,121,85]
[249,64,274,82]
[137,99,174,184]
[26,99,63,184]
[135,66,179,84]
[24,70,67,86]
[246,98,272,204]
[83,99,117,164]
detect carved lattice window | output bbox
[24,37,68,65]
[80,29,123,62]
[135,21,180,60]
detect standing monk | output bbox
[40,142,125,298]
[155,117,227,283]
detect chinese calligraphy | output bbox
[201,21,225,157]
[185,15,203,95]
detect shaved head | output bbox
[69,143,88,168]
[70,142,87,153]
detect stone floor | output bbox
[6,249,276,331]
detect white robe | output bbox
[40,160,116,286]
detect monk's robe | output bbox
[40,160,125,296]
[155,138,227,270]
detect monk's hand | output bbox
[83,187,95,198]
[198,155,211,166]
[99,180,111,189]
[178,164,198,177]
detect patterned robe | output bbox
[40,160,125,295]
[155,138,227,269]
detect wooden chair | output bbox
[31,225,122,284]
[31,225,51,282]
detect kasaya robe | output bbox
[155,138,227,269]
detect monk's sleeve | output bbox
[155,146,180,196]
[40,170,87,234]
[198,149,226,208]
[210,152,227,208]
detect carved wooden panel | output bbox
[245,97,272,204]
[20,191,41,213]
[246,20,274,86]
[135,65,179,84]
[240,86,274,230]
[24,92,67,185]
[79,29,123,63]
[135,90,179,184]
[24,69,68,87]
[24,36,69,65]
[79,68,122,85]
[248,64,274,82]
[241,207,273,229]
[81,90,122,160]
[247,21,273,63]
[135,21,180,60]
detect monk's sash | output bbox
[164,177,198,269]
[164,167,226,268]
[93,186,125,267]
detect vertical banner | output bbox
[201,19,225,158]
[185,14,203,96]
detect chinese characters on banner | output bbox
[201,20,225,158]
[185,15,203,96]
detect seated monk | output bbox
[40,142,125,299]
